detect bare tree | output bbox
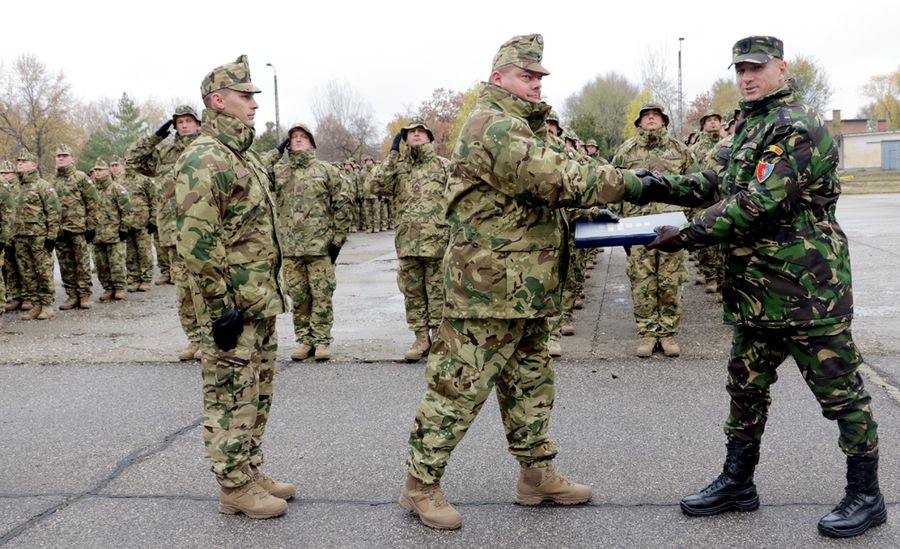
[640,47,680,136]
[788,55,833,117]
[311,80,376,162]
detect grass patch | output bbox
[840,170,900,194]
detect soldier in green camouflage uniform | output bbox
[688,112,725,294]
[90,159,130,302]
[53,144,99,310]
[127,105,208,361]
[176,55,292,519]
[272,123,349,362]
[368,120,451,362]
[0,163,15,326]
[14,151,61,320]
[117,159,157,292]
[400,34,645,530]
[641,36,884,538]
[611,103,693,358]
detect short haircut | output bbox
[202,88,231,109]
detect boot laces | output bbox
[833,490,867,517]
[422,483,449,509]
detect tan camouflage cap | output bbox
[492,34,549,75]
[200,54,261,97]
[400,119,435,142]
[16,149,37,162]
[110,155,123,166]
[633,103,670,127]
[287,122,317,148]
[172,105,201,123]
[0,160,14,173]
[547,110,560,123]
[56,143,74,156]
[730,36,783,67]
[92,158,109,171]
[586,139,598,148]
[699,111,722,128]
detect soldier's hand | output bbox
[277,138,290,155]
[594,209,619,223]
[391,132,403,152]
[646,225,684,253]
[84,229,95,243]
[211,309,244,352]
[43,239,55,253]
[118,230,129,242]
[147,222,157,235]
[623,245,631,256]
[155,119,174,138]
[328,244,341,264]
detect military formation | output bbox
[0,33,885,541]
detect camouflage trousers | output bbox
[56,231,93,299]
[3,245,21,302]
[283,255,335,346]
[124,228,154,284]
[353,200,363,231]
[397,256,443,333]
[201,316,278,487]
[696,244,723,284]
[625,246,686,337]
[169,246,209,344]
[14,236,55,306]
[363,197,381,231]
[153,232,170,278]
[94,242,126,291]
[407,317,559,484]
[724,321,878,456]
[382,198,393,229]
[0,250,5,304]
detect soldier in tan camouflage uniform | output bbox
[2,162,24,314]
[116,158,157,292]
[368,120,451,362]
[90,159,130,302]
[272,123,349,361]
[0,162,15,328]
[611,104,694,358]
[400,34,645,530]
[688,112,724,294]
[175,55,292,520]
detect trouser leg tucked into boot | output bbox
[818,454,887,538]
[680,440,760,516]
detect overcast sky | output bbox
[3,0,898,137]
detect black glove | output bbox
[84,229,96,243]
[646,225,685,253]
[328,244,341,264]
[118,231,129,242]
[633,169,670,206]
[277,138,290,155]
[43,239,55,253]
[0,242,5,254]
[390,132,403,152]
[155,119,173,138]
[211,309,244,352]
[623,245,631,256]
[147,222,157,235]
[594,209,619,223]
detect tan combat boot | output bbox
[291,343,313,361]
[399,474,462,530]
[705,280,718,294]
[59,296,79,310]
[250,466,296,500]
[659,337,680,357]
[127,282,139,292]
[179,342,200,362]
[20,305,41,320]
[113,289,126,300]
[695,275,706,285]
[404,331,431,362]
[155,275,170,285]
[548,339,562,357]
[314,345,331,361]
[79,297,93,309]
[218,479,287,519]
[573,298,584,310]
[138,282,151,292]
[516,464,593,506]
[99,290,114,302]
[560,323,575,336]
[635,337,656,358]
[5,299,22,312]
[36,305,54,320]
[20,301,33,311]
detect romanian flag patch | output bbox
[756,162,774,183]
[766,145,784,156]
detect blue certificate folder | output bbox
[574,211,688,248]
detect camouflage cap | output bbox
[16,149,37,162]
[92,158,109,171]
[200,54,261,97]
[362,155,374,162]
[400,119,435,142]
[546,109,560,123]
[492,33,549,75]
[287,122,317,149]
[55,143,74,156]
[730,36,783,67]
[172,104,201,123]
[699,111,722,128]
[109,155,123,166]
[585,139,598,148]
[0,160,15,173]
[633,103,670,128]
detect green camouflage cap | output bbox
[172,104,201,123]
[400,119,435,142]
[0,160,15,173]
[92,158,109,171]
[585,139,598,148]
[109,155,123,166]
[16,149,37,162]
[633,103,670,127]
[55,143,74,156]
[362,155,374,162]
[730,36,783,67]
[546,110,560,123]
[287,122,317,149]
[699,111,722,128]
[492,33,549,75]
[200,54,261,97]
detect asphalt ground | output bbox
[1,194,898,547]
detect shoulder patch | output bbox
[766,145,784,156]
[756,162,774,183]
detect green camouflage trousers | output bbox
[625,245,687,337]
[201,316,277,487]
[15,236,55,305]
[696,245,723,284]
[382,198,392,229]
[154,232,170,278]
[94,242,126,291]
[0,251,5,304]
[398,256,443,333]
[724,321,878,456]
[283,255,336,346]
[363,197,381,231]
[3,245,21,302]
[124,228,154,284]
[407,317,560,484]
[56,231,93,299]
[169,245,209,344]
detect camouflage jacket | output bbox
[649,84,851,328]
[119,169,158,229]
[689,130,723,171]
[0,180,15,246]
[175,109,287,321]
[611,128,693,217]
[272,148,350,257]
[444,83,641,319]
[91,174,131,244]
[14,170,61,239]
[367,143,451,258]
[53,165,99,234]
[127,131,200,247]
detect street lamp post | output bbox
[266,63,281,144]
[678,37,684,139]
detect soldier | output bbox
[368,120,451,362]
[359,155,375,231]
[90,159,130,302]
[611,103,693,358]
[688,113,725,294]
[272,122,349,361]
[116,158,157,292]
[641,36,885,539]
[361,160,382,233]
[2,162,22,314]
[175,55,292,519]
[546,110,562,137]
[127,105,208,361]
[14,150,61,320]
[400,34,645,530]
[0,161,15,328]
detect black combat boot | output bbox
[817,454,887,538]
[680,440,760,516]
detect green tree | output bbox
[563,72,639,157]
[787,55,832,117]
[446,83,482,155]
[861,66,900,129]
[78,92,149,172]
[251,121,285,155]
[621,88,655,142]
[710,78,740,121]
